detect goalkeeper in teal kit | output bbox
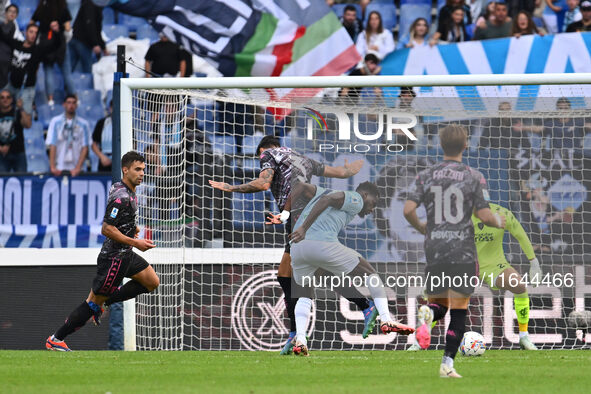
[409,203,542,351]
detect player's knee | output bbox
[512,283,527,294]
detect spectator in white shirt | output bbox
[46,94,91,177]
[355,11,395,61]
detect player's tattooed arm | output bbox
[403,200,426,235]
[323,159,364,178]
[208,169,274,193]
[290,191,344,243]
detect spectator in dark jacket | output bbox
[0,22,61,114]
[0,4,22,89]
[340,5,363,42]
[32,0,75,105]
[439,0,472,27]
[70,0,107,73]
[431,7,469,44]
[0,88,32,173]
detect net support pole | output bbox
[113,45,136,351]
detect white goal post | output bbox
[118,73,591,351]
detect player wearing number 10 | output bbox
[403,125,506,378]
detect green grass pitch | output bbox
[1,350,589,393]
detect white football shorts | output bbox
[290,239,362,286]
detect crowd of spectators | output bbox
[0,0,590,176]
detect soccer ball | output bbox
[459,331,486,356]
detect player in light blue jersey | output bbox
[289,181,415,356]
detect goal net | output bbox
[122,75,591,351]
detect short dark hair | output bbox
[399,86,416,97]
[556,97,571,109]
[121,151,145,169]
[344,5,357,13]
[64,94,77,103]
[256,135,281,156]
[356,181,380,199]
[364,53,379,64]
[26,23,38,31]
[6,4,18,13]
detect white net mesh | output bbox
[129,81,591,350]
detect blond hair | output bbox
[439,124,467,156]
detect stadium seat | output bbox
[331,3,362,19]
[78,103,105,122]
[77,89,102,106]
[194,103,216,132]
[72,72,94,90]
[136,24,160,43]
[16,6,35,31]
[437,0,446,10]
[211,135,236,155]
[119,14,147,32]
[242,134,263,155]
[102,24,129,41]
[26,152,50,173]
[232,193,265,230]
[23,122,46,155]
[103,7,115,25]
[398,0,431,39]
[37,104,64,128]
[34,90,48,107]
[364,3,397,31]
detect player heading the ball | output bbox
[46,151,158,351]
[403,124,506,378]
[289,181,415,356]
[209,136,376,355]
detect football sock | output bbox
[329,279,370,310]
[277,276,297,332]
[54,301,94,341]
[428,303,448,322]
[105,280,150,306]
[295,297,312,345]
[514,293,530,334]
[443,309,467,360]
[366,274,391,322]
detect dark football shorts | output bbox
[92,251,149,296]
[424,260,479,297]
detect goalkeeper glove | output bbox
[529,257,543,287]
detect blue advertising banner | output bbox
[0,175,111,248]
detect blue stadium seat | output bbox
[364,3,397,31]
[232,193,265,231]
[194,103,216,132]
[16,6,35,31]
[280,136,292,149]
[37,104,64,128]
[103,24,129,41]
[211,135,236,155]
[26,152,50,173]
[72,72,94,90]
[34,90,48,107]
[23,122,46,155]
[399,0,432,40]
[78,89,102,106]
[119,14,147,32]
[437,0,446,10]
[105,90,113,107]
[242,134,263,155]
[332,4,362,19]
[136,24,160,43]
[103,7,115,25]
[78,103,105,123]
